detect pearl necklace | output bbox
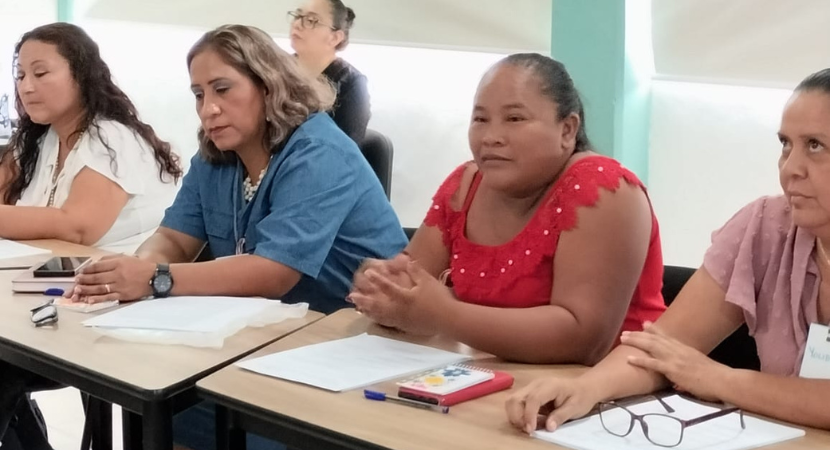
[243,168,267,203]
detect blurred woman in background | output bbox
[289,0,370,143]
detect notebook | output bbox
[534,395,805,450]
[397,364,495,395]
[397,366,514,406]
[12,269,75,294]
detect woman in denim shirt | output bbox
[70,24,406,450]
[71,25,406,315]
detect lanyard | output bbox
[229,132,292,255]
[232,156,273,255]
[232,160,246,255]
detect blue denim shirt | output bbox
[161,113,407,313]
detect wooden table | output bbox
[0,238,106,269]
[0,240,324,450]
[198,309,830,450]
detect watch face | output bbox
[153,274,172,293]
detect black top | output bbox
[322,58,370,144]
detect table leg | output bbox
[92,399,113,450]
[216,404,246,450]
[141,401,173,450]
[122,409,142,450]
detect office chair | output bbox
[661,265,760,370]
[359,129,394,199]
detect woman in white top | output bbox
[0,23,182,252]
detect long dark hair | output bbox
[2,23,182,204]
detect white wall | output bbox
[0,0,57,124]
[647,79,792,267]
[76,20,206,168]
[82,0,551,54]
[652,0,829,86]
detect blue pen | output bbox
[363,390,449,414]
[44,288,65,296]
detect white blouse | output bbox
[16,120,179,252]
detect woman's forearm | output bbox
[135,232,195,263]
[715,369,830,430]
[0,205,86,243]
[437,300,620,364]
[580,345,669,402]
[168,255,301,299]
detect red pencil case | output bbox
[397,370,514,406]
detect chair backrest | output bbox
[359,129,394,199]
[662,265,760,371]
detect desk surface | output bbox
[198,309,830,450]
[0,240,324,399]
[0,238,106,269]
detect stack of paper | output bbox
[534,395,805,450]
[237,333,470,391]
[81,297,308,348]
[82,297,287,332]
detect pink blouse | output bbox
[703,195,822,376]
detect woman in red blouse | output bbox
[349,53,665,364]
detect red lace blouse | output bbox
[424,155,665,335]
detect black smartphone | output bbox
[32,257,91,278]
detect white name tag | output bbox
[799,323,830,379]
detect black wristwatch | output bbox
[150,264,174,298]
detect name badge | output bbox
[799,323,830,379]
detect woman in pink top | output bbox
[506,68,830,433]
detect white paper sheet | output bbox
[82,297,280,332]
[236,333,470,392]
[534,395,805,450]
[0,239,49,262]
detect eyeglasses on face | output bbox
[598,395,745,447]
[286,11,337,31]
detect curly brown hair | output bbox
[2,23,182,204]
[187,24,335,164]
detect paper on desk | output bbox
[236,333,470,391]
[0,239,49,261]
[82,297,309,348]
[82,296,296,332]
[534,395,804,450]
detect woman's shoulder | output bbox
[713,195,792,240]
[558,153,639,186]
[84,119,151,155]
[544,153,645,214]
[430,161,479,211]
[703,195,793,287]
[290,113,353,148]
[275,114,365,171]
[324,58,365,82]
[324,59,367,98]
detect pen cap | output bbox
[363,390,387,401]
